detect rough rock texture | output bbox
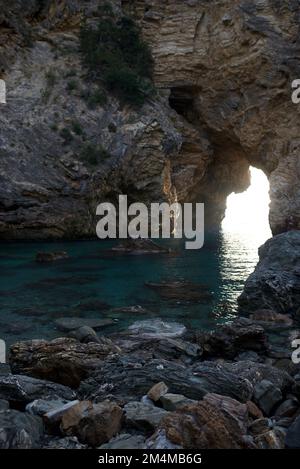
[0,373,76,403]
[79,357,253,403]
[60,399,123,447]
[0,409,43,449]
[9,337,120,388]
[158,394,253,449]
[1,0,300,236]
[126,0,300,232]
[238,231,300,314]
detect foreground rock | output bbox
[124,402,167,434]
[0,410,43,449]
[158,394,253,449]
[100,433,146,449]
[61,400,123,447]
[285,415,300,449]
[238,231,300,314]
[10,337,120,388]
[0,374,76,403]
[79,357,253,404]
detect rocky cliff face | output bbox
[0,0,299,238]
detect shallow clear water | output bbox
[0,228,271,345]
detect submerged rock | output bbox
[68,326,101,344]
[112,239,171,255]
[36,252,69,263]
[54,317,115,332]
[238,231,300,315]
[145,280,212,303]
[128,319,186,339]
[0,410,43,449]
[0,374,76,403]
[10,337,120,388]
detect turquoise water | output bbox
[0,229,269,345]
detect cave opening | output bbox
[222,166,272,245]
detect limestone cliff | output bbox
[0,0,299,238]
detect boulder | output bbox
[0,374,76,403]
[61,400,123,447]
[10,337,120,388]
[250,310,293,327]
[26,398,76,417]
[157,396,253,449]
[194,318,267,359]
[154,338,203,362]
[124,401,167,433]
[36,251,69,263]
[79,357,253,404]
[0,409,43,449]
[0,400,9,412]
[238,231,300,315]
[254,428,285,449]
[254,379,283,416]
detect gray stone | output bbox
[254,380,282,416]
[0,400,9,412]
[26,398,73,417]
[0,409,43,449]
[99,433,146,449]
[275,398,299,419]
[68,326,100,344]
[0,374,76,403]
[160,393,196,411]
[124,401,168,433]
[285,415,300,448]
[43,436,88,449]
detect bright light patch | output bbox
[222,167,271,243]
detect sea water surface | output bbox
[0,227,271,345]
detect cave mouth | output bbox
[222,167,272,244]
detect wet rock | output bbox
[239,232,300,315]
[36,251,69,263]
[145,280,212,303]
[124,401,167,433]
[79,357,253,404]
[61,400,123,447]
[194,318,267,359]
[0,400,9,412]
[0,374,76,403]
[160,393,196,411]
[275,398,299,419]
[68,326,100,344]
[128,320,186,339]
[147,382,168,402]
[43,436,88,449]
[158,396,253,449]
[112,239,170,254]
[0,410,43,449]
[99,433,146,449]
[285,415,300,448]
[254,380,283,415]
[54,317,115,332]
[10,337,120,388]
